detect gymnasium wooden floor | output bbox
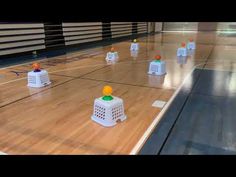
[0,31,236,154]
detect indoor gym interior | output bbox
[0,22,235,155]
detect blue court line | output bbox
[139,68,236,155]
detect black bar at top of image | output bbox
[0,0,235,22]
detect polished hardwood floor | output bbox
[0,31,236,154]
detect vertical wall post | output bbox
[102,22,111,40]
[43,22,65,50]
[132,22,138,35]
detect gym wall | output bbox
[0,22,149,58]
[0,23,45,56]
[163,22,236,31]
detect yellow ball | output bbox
[133,39,137,43]
[103,85,113,96]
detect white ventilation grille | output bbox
[0,23,45,56]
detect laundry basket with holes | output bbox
[105,52,119,62]
[148,60,166,76]
[91,96,127,127]
[177,47,187,57]
[27,70,51,88]
[187,41,196,50]
[130,43,139,51]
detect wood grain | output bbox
[0,31,232,154]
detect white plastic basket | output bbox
[106,52,119,62]
[187,42,196,50]
[27,70,51,88]
[177,56,187,64]
[130,43,139,51]
[91,96,127,127]
[187,49,195,56]
[148,74,165,86]
[177,47,187,57]
[148,60,166,76]
[130,50,139,58]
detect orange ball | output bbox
[32,63,40,70]
[155,55,161,60]
[181,42,186,47]
[103,85,113,96]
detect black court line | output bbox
[0,38,214,111]
[0,78,75,109]
[72,65,110,78]
[79,45,215,94]
[0,35,212,106]
[0,65,110,109]
[50,73,77,78]
[0,44,148,108]
[47,51,150,79]
[80,77,175,91]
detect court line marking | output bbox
[0,46,233,86]
[0,59,157,86]
[50,73,77,78]
[0,59,233,87]
[0,49,150,85]
[0,64,201,153]
[0,49,104,71]
[0,59,189,86]
[1,32,235,71]
[0,39,148,72]
[48,58,208,76]
[48,59,152,74]
[80,77,177,90]
[0,65,110,109]
[0,63,108,86]
[0,77,26,86]
[0,61,234,153]
[0,78,76,109]
[0,55,66,71]
[129,62,205,155]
